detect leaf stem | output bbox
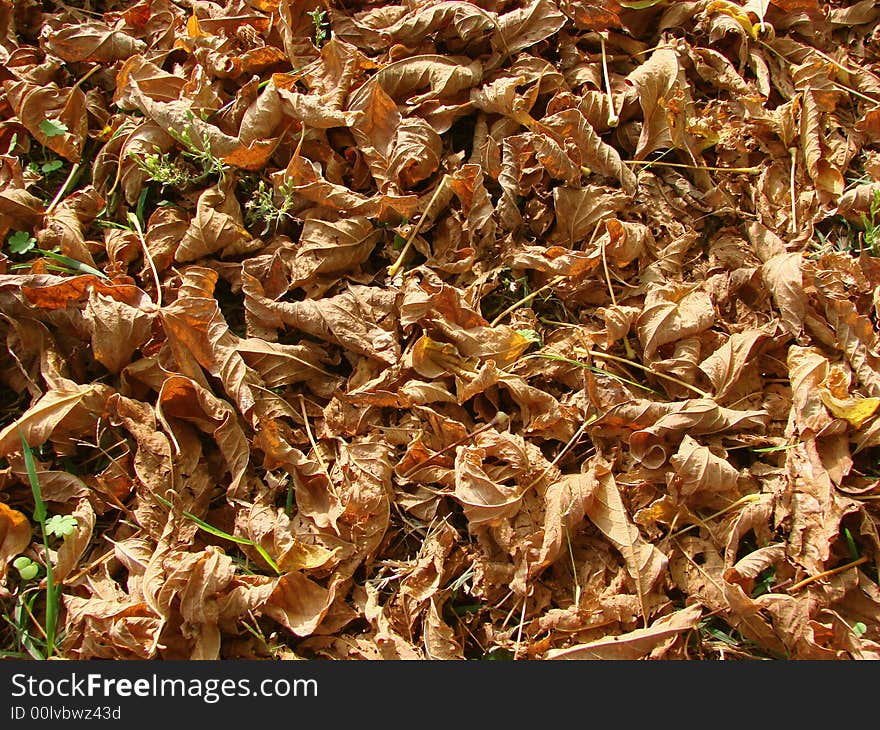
[490,276,565,327]
[44,163,81,217]
[787,556,869,593]
[127,212,162,308]
[600,35,619,128]
[387,175,449,277]
[623,160,761,174]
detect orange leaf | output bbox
[0,502,32,580]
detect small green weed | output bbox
[152,492,281,575]
[860,187,880,256]
[12,556,38,581]
[169,111,228,181]
[308,8,328,46]
[245,179,296,235]
[132,149,197,189]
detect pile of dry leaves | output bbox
[1,0,880,660]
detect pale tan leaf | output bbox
[54,498,96,583]
[723,543,786,589]
[43,22,146,63]
[533,471,597,573]
[698,327,772,400]
[623,47,682,159]
[387,118,443,190]
[176,184,254,263]
[549,185,628,247]
[787,346,833,434]
[629,399,769,469]
[670,435,740,502]
[823,296,880,398]
[264,571,333,637]
[425,597,464,659]
[0,382,115,458]
[800,91,844,196]
[761,252,806,338]
[85,290,153,374]
[244,282,399,364]
[584,458,668,621]
[637,284,715,361]
[493,0,567,55]
[546,604,703,659]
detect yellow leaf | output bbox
[706,0,761,38]
[819,391,880,429]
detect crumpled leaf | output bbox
[42,21,147,63]
[628,399,769,469]
[545,603,703,659]
[637,284,716,361]
[584,457,668,622]
[493,0,567,55]
[698,327,772,400]
[670,434,741,502]
[176,184,254,263]
[0,0,877,664]
[0,381,115,458]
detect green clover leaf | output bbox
[45,514,78,538]
[13,555,39,581]
[7,231,36,255]
[39,119,69,138]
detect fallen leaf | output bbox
[670,434,741,502]
[545,603,703,659]
[584,457,668,622]
[0,502,31,582]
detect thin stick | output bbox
[600,241,616,307]
[399,412,508,479]
[299,394,327,474]
[672,538,775,649]
[623,160,761,174]
[521,416,594,494]
[490,276,565,327]
[759,39,880,101]
[566,526,582,606]
[787,556,869,593]
[128,212,162,309]
[600,35,619,128]
[789,148,798,236]
[668,494,762,539]
[832,82,880,104]
[388,175,449,277]
[513,596,528,660]
[71,65,100,92]
[64,549,116,585]
[44,163,81,216]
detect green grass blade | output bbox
[37,250,109,280]
[751,443,799,453]
[18,429,58,657]
[19,429,46,523]
[153,493,281,575]
[524,353,660,394]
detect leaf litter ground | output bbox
[1,0,880,660]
